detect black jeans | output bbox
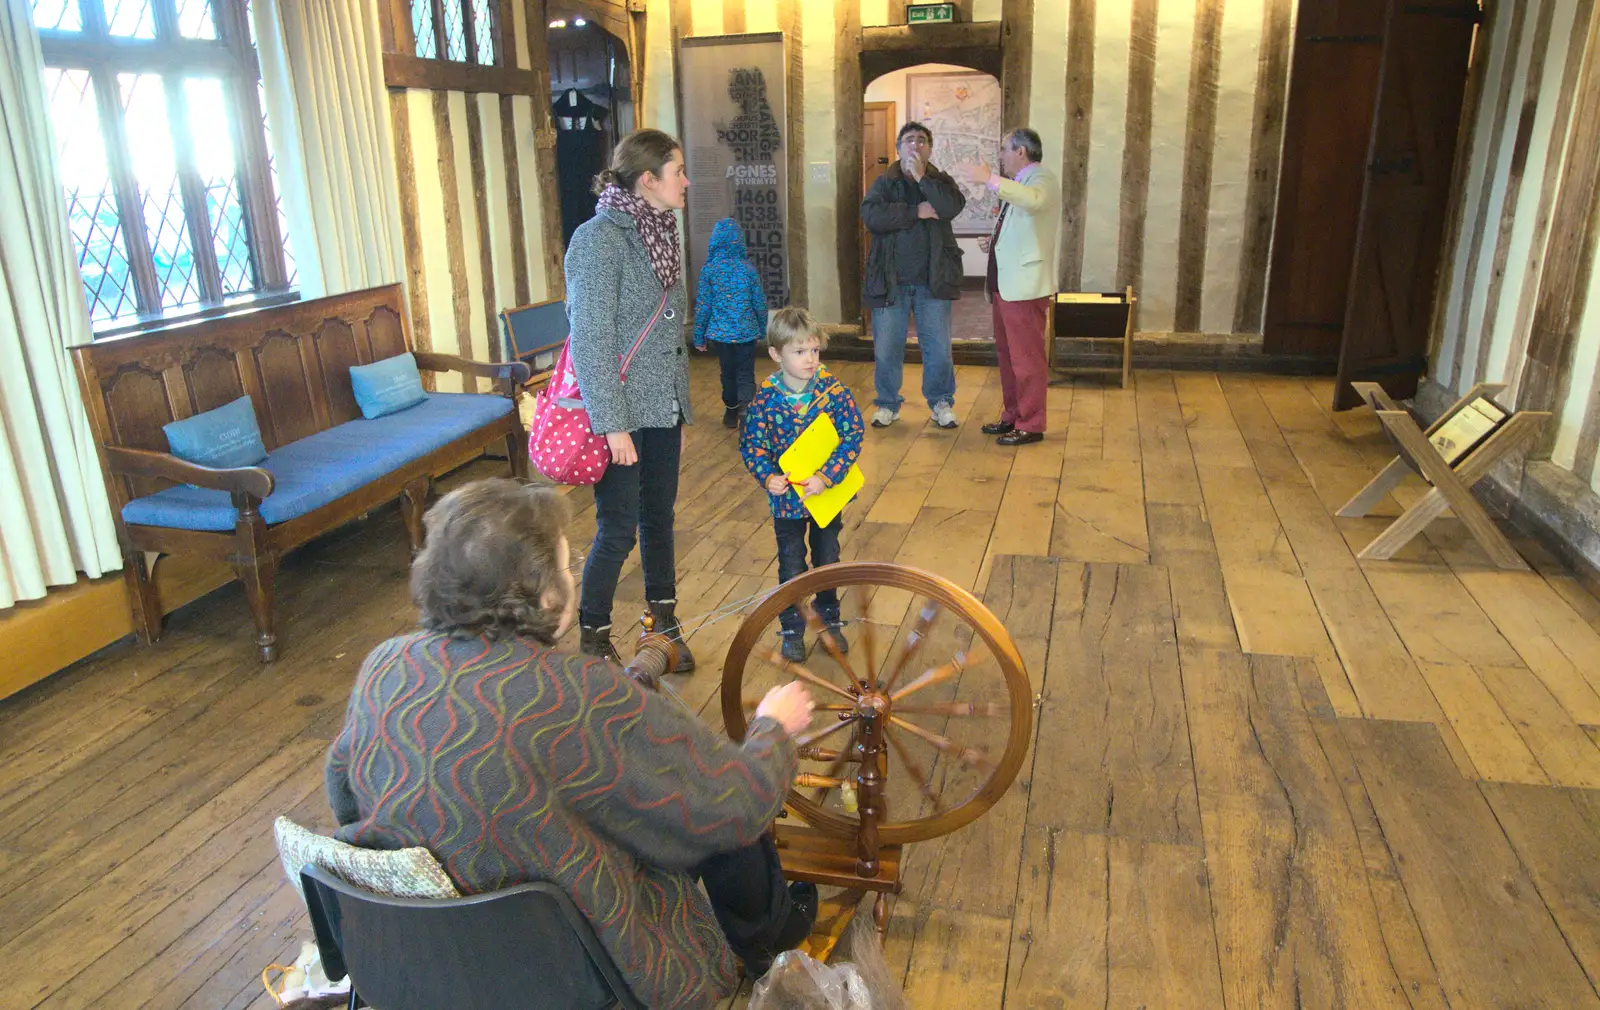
[694,835,811,972]
[774,515,842,634]
[579,425,680,629]
[716,341,758,410]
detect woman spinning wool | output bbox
[325,479,818,1009]
[565,128,697,669]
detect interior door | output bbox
[1262,0,1388,356]
[1333,0,1479,410]
[862,102,894,326]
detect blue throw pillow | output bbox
[162,395,268,470]
[350,352,428,419]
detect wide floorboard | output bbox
[3,359,1600,1008]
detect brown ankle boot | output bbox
[647,599,696,673]
[579,624,621,664]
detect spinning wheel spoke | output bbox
[888,647,976,703]
[881,600,943,693]
[804,603,866,694]
[889,715,994,773]
[893,700,1004,718]
[760,651,857,702]
[887,730,944,815]
[794,716,856,750]
[859,592,879,685]
[796,745,848,762]
[743,698,854,714]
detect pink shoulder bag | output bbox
[527,291,669,485]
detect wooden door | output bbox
[1261,0,1388,357]
[1333,1,1478,410]
[862,102,895,326]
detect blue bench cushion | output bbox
[122,393,513,532]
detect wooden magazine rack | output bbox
[1049,287,1136,388]
[1336,381,1549,570]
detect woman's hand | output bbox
[756,681,814,738]
[606,431,638,466]
[765,473,790,496]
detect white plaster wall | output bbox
[802,1,841,320]
[1080,0,1131,291]
[1200,0,1263,333]
[1028,0,1069,287]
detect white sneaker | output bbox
[932,403,959,429]
[871,407,899,428]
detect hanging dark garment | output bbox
[553,89,610,249]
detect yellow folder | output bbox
[776,412,864,527]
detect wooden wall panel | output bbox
[1175,0,1224,332]
[1059,0,1096,294]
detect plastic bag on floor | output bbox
[750,902,906,1010]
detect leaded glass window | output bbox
[32,0,294,331]
[409,1,497,66]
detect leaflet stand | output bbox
[1336,381,1549,570]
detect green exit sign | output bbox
[907,3,956,24]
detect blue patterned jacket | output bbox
[693,218,768,348]
[739,366,865,520]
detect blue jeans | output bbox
[579,425,679,629]
[774,515,842,634]
[871,284,956,411]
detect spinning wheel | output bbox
[717,561,1034,942]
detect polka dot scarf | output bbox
[596,184,682,291]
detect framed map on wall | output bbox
[906,71,1001,236]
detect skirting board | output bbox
[0,553,232,703]
[1412,377,1600,597]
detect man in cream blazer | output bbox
[963,129,1059,445]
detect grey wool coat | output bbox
[565,206,694,435]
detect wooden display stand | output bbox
[1336,381,1549,569]
[1049,287,1136,388]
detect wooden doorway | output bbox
[861,101,895,326]
[1262,0,1478,409]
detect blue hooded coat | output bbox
[693,218,768,348]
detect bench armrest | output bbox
[104,446,275,500]
[412,351,531,391]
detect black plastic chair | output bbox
[301,865,646,1010]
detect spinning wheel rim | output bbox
[721,561,1033,845]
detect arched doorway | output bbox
[547,8,634,248]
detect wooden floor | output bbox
[4,359,1600,1008]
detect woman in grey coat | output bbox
[566,129,697,670]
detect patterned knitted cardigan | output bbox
[325,631,797,1010]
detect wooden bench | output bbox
[72,285,529,663]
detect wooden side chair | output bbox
[1336,381,1549,569]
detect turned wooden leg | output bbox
[873,891,890,942]
[505,427,529,480]
[231,493,278,662]
[121,547,162,644]
[234,554,279,663]
[399,476,431,553]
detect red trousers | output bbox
[992,294,1049,433]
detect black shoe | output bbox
[742,881,820,980]
[997,429,1044,446]
[822,622,849,654]
[647,599,696,673]
[779,632,807,663]
[723,406,740,428]
[579,624,621,664]
[981,420,1015,435]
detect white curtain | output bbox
[0,0,123,610]
[254,0,405,298]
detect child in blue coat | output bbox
[740,307,865,661]
[695,218,770,427]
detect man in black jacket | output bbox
[861,121,966,429]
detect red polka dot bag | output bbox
[527,291,668,485]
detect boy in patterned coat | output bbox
[739,308,866,661]
[326,479,818,1009]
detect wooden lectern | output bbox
[1337,381,1549,569]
